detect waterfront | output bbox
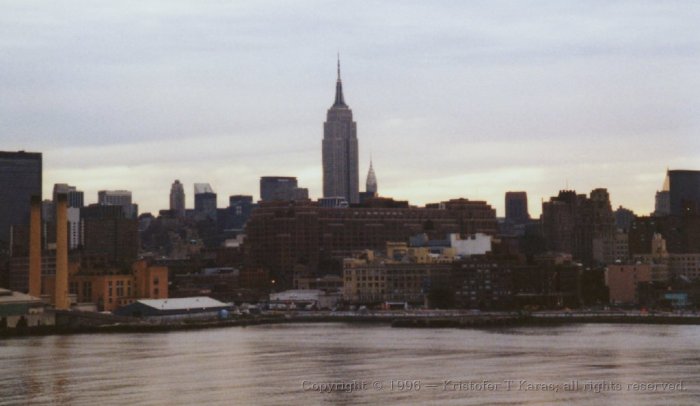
[1,323,699,405]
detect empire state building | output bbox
[322,59,359,204]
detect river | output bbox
[1,323,699,405]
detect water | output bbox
[1,323,699,405]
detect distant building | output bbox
[449,233,492,257]
[48,184,84,250]
[194,183,217,221]
[0,288,54,328]
[269,289,340,310]
[343,248,452,305]
[62,259,168,312]
[606,264,652,305]
[541,189,616,265]
[0,151,42,251]
[629,215,700,255]
[366,159,377,194]
[53,183,84,208]
[666,170,700,216]
[408,233,492,258]
[259,177,308,202]
[81,204,138,264]
[359,160,378,204]
[654,191,670,217]
[98,190,137,219]
[614,206,635,232]
[318,197,349,208]
[224,195,255,230]
[169,180,186,218]
[322,58,359,204]
[452,257,517,310]
[245,199,498,288]
[505,191,530,224]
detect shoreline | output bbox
[3,311,700,339]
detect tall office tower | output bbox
[98,190,137,219]
[169,180,186,218]
[53,184,83,250]
[322,58,359,204]
[505,191,530,224]
[0,151,42,252]
[654,190,671,217]
[81,204,138,264]
[541,189,615,265]
[226,195,255,230]
[194,183,217,221]
[665,170,700,216]
[53,183,84,208]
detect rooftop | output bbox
[136,297,228,311]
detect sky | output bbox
[2,1,699,217]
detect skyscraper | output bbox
[505,191,529,224]
[0,151,42,251]
[169,180,186,218]
[359,159,378,203]
[366,159,377,195]
[53,183,84,208]
[194,183,217,221]
[665,170,700,216]
[52,183,83,250]
[322,58,359,204]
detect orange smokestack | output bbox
[28,195,42,297]
[54,193,70,310]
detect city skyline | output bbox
[2,2,699,216]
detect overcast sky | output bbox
[2,1,699,216]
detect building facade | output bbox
[259,177,308,202]
[169,180,186,218]
[666,170,700,216]
[98,190,137,219]
[194,183,217,221]
[322,60,359,204]
[0,151,42,252]
[505,191,530,224]
[541,189,615,265]
[244,199,498,288]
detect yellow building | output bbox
[44,259,169,312]
[343,243,453,305]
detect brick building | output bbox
[244,199,498,288]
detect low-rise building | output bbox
[269,289,340,310]
[606,264,652,305]
[0,288,54,329]
[42,258,169,312]
[114,297,230,318]
[342,245,453,306]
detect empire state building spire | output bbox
[323,56,359,204]
[333,55,347,108]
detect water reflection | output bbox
[1,323,699,405]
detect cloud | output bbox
[1,1,699,217]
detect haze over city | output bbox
[2,1,699,215]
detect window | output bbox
[82,281,92,301]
